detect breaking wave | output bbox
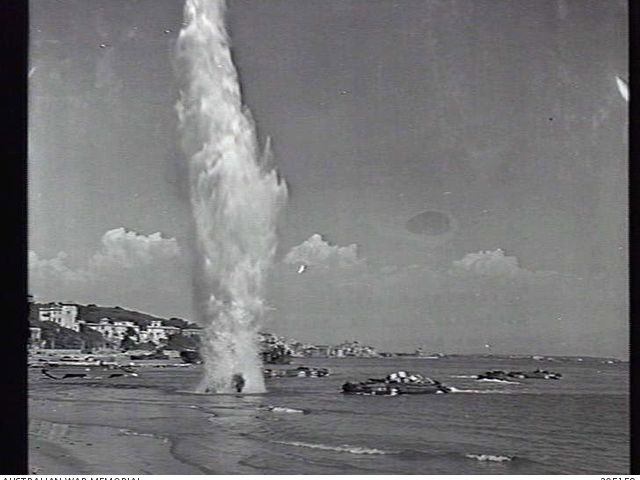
[118,428,169,443]
[274,440,397,455]
[465,453,514,462]
[476,378,520,384]
[262,406,309,414]
[448,387,513,394]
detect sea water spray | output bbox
[175,0,287,393]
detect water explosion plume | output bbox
[175,0,287,393]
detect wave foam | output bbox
[118,428,168,443]
[450,375,478,378]
[465,453,513,462]
[448,387,511,394]
[275,440,395,455]
[476,378,520,384]
[263,406,308,414]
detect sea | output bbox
[29,355,629,474]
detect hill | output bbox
[30,319,107,350]
[29,302,200,350]
[76,304,198,329]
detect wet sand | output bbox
[29,398,205,474]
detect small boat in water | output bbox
[522,368,561,379]
[477,368,561,380]
[342,371,451,395]
[264,366,330,378]
[476,370,513,381]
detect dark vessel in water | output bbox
[521,368,562,379]
[476,370,513,381]
[342,371,451,395]
[477,368,562,380]
[264,366,330,378]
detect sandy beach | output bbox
[29,418,204,474]
[28,386,207,475]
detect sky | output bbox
[29,0,628,357]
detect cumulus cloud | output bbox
[29,227,186,315]
[449,248,555,278]
[283,233,364,268]
[88,227,180,271]
[28,250,88,283]
[29,228,181,284]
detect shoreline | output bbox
[28,417,204,474]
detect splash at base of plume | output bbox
[176,0,287,394]
[196,311,265,394]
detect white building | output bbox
[139,320,180,343]
[38,304,79,332]
[85,318,140,342]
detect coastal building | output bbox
[303,344,331,357]
[257,332,381,359]
[140,320,180,343]
[259,332,291,350]
[330,341,379,358]
[38,303,80,332]
[84,318,140,342]
[286,340,305,357]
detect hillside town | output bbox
[28,299,383,359]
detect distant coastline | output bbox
[28,299,628,362]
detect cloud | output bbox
[449,248,555,278]
[88,227,180,271]
[30,228,180,283]
[28,227,183,311]
[28,250,88,283]
[29,227,188,317]
[283,233,364,268]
